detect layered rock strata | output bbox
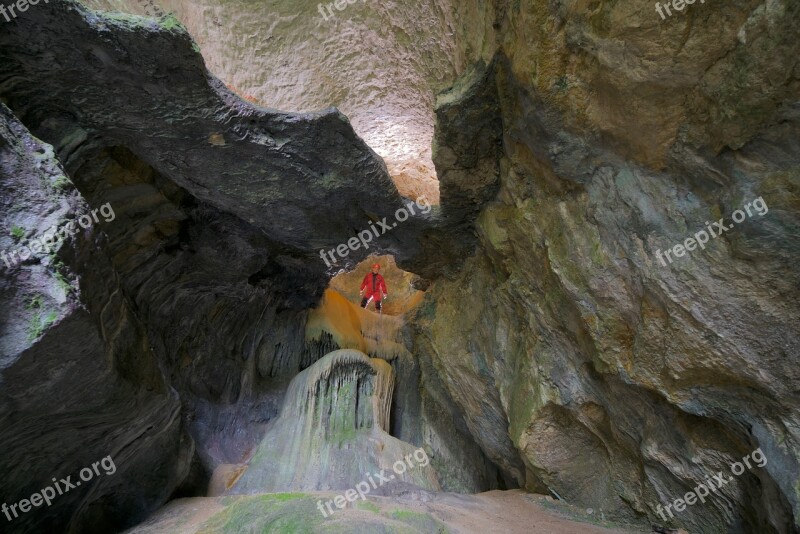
[413,42,800,534]
[0,105,192,534]
[1,0,798,533]
[0,3,435,530]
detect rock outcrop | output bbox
[1,0,798,533]
[0,2,494,530]
[411,3,800,530]
[81,0,467,202]
[0,3,402,259]
[230,349,439,494]
[305,286,503,494]
[0,2,434,530]
[0,105,192,533]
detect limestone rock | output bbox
[230,349,440,494]
[1,0,798,532]
[0,104,192,533]
[0,0,405,262]
[413,43,800,532]
[304,287,502,493]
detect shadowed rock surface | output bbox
[0,0,798,533]
[0,105,192,534]
[0,3,401,256]
[0,2,492,531]
[83,0,468,203]
[412,31,800,534]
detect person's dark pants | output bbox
[360,297,381,311]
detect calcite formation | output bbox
[230,349,439,494]
[304,286,501,493]
[0,0,798,533]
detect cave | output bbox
[0,1,799,533]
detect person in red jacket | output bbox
[360,263,388,312]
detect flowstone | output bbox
[229,349,440,494]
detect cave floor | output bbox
[125,489,647,533]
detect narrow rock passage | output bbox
[0,1,798,533]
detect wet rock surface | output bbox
[413,26,800,534]
[304,287,501,494]
[0,105,191,533]
[124,489,639,534]
[0,0,798,533]
[230,349,439,495]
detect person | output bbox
[360,263,388,312]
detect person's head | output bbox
[371,263,380,274]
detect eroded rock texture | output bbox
[230,349,439,494]
[82,0,472,202]
[0,2,416,530]
[1,0,798,532]
[411,1,800,532]
[0,106,192,533]
[305,288,502,493]
[0,5,403,255]
[0,1,490,530]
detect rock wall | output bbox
[0,2,443,529]
[0,105,192,533]
[412,0,800,531]
[1,0,798,532]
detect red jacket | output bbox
[360,273,387,300]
